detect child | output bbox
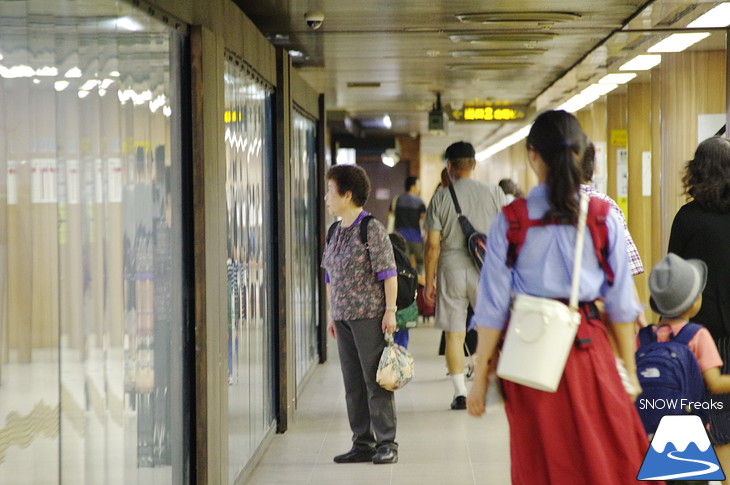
[645,253,730,485]
[647,253,730,394]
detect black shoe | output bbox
[333,447,376,463]
[450,395,467,410]
[372,446,398,464]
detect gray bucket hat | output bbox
[648,253,707,318]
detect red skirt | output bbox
[501,304,665,485]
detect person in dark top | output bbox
[390,176,426,273]
[668,135,730,472]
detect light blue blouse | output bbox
[472,184,641,330]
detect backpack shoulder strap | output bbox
[585,197,615,286]
[672,322,704,346]
[503,198,541,268]
[326,221,341,244]
[638,324,659,347]
[359,215,374,250]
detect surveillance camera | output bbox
[305,11,324,30]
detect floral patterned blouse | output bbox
[322,211,397,321]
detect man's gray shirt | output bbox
[424,177,506,270]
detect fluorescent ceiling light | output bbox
[688,3,730,28]
[581,83,618,98]
[64,67,82,78]
[619,55,661,71]
[383,114,392,129]
[557,93,599,113]
[476,124,533,161]
[35,66,58,76]
[648,33,710,53]
[598,73,636,84]
[0,64,36,78]
[80,80,100,90]
[116,17,143,32]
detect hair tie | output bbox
[561,141,571,148]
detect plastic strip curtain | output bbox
[0,1,187,484]
[224,57,276,482]
[291,111,319,388]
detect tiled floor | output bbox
[243,326,512,485]
[243,326,728,485]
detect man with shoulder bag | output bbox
[423,141,506,409]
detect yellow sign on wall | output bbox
[610,129,627,147]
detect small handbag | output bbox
[496,193,589,392]
[376,332,415,391]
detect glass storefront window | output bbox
[0,2,188,484]
[291,111,319,387]
[223,57,276,483]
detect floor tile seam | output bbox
[462,418,478,485]
[305,369,346,485]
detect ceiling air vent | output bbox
[451,49,546,57]
[656,5,699,27]
[347,82,381,88]
[448,63,532,71]
[455,12,581,23]
[621,35,654,52]
[449,33,557,43]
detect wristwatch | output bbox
[385,305,398,313]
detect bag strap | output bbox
[503,195,614,285]
[637,323,703,348]
[326,221,341,244]
[672,322,703,346]
[569,193,590,310]
[586,198,615,286]
[638,324,658,347]
[447,184,463,215]
[359,215,374,250]
[503,198,542,268]
[327,214,374,250]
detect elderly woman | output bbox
[321,164,399,465]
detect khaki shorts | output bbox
[434,265,480,332]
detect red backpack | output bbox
[502,197,615,285]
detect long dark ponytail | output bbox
[526,110,585,225]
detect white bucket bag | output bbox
[496,193,589,392]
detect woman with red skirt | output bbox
[468,110,664,485]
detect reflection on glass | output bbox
[0,2,187,484]
[291,112,319,387]
[224,58,276,484]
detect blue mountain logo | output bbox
[638,415,725,481]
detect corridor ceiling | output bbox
[235,0,725,151]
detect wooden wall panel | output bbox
[627,82,652,305]
[606,92,628,203]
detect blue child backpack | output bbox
[635,323,707,435]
